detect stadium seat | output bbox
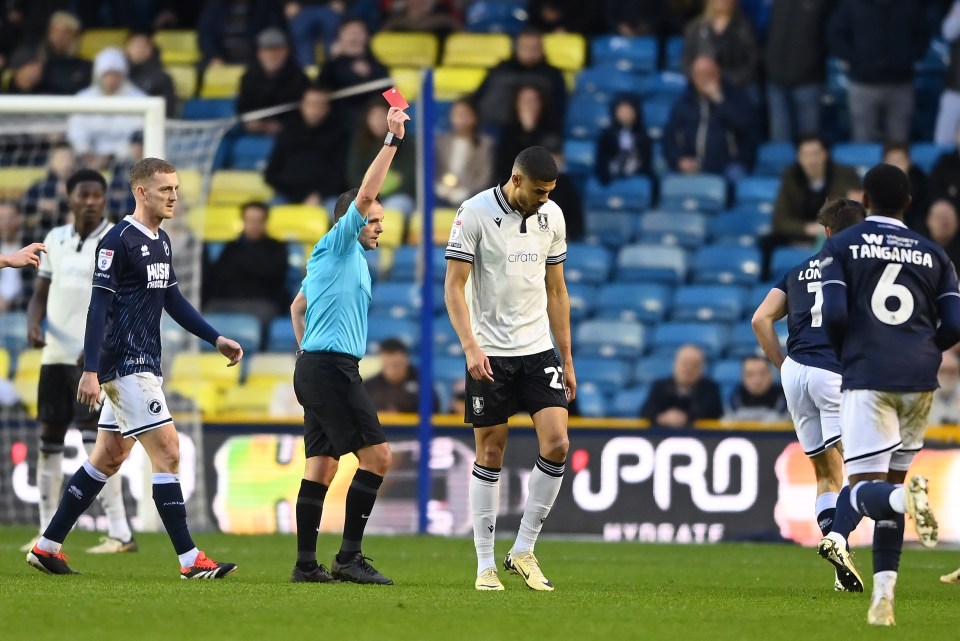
[610,385,651,418]
[79,29,127,60]
[0,311,28,354]
[230,135,275,170]
[166,64,198,100]
[0,347,9,379]
[371,32,439,68]
[433,314,462,357]
[596,282,672,323]
[188,205,242,241]
[543,32,586,72]
[663,36,685,73]
[465,1,528,36]
[616,244,687,284]
[591,36,658,74]
[200,65,246,99]
[726,321,766,359]
[565,97,612,140]
[370,282,421,319]
[221,382,277,414]
[576,357,632,394]
[433,355,465,384]
[388,246,419,281]
[832,143,882,175]
[691,245,762,286]
[433,66,488,100]
[168,380,222,416]
[181,98,236,120]
[735,177,780,209]
[583,211,641,247]
[671,285,746,323]
[747,282,777,315]
[202,313,262,354]
[575,383,607,418]
[755,142,795,177]
[13,348,42,382]
[443,33,513,67]
[367,316,419,353]
[0,167,46,199]
[639,71,687,101]
[633,356,674,385]
[565,243,613,284]
[708,209,771,246]
[155,30,201,65]
[208,170,273,205]
[171,352,242,392]
[651,322,729,359]
[770,246,815,279]
[574,66,640,99]
[910,142,953,173]
[266,204,329,244]
[659,173,727,212]
[712,359,744,387]
[388,67,422,102]
[245,353,296,387]
[639,211,707,248]
[566,282,597,321]
[575,319,645,359]
[642,97,673,139]
[584,176,652,212]
[406,208,458,246]
[266,317,298,352]
[563,139,595,176]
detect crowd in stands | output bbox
[3,0,960,426]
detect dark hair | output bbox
[796,133,829,151]
[130,157,176,188]
[66,169,107,194]
[51,140,74,152]
[516,26,544,40]
[513,146,558,182]
[333,188,381,222]
[863,163,911,215]
[241,201,269,219]
[379,338,408,355]
[817,197,866,233]
[337,17,368,34]
[126,28,154,41]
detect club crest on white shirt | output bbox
[97,249,114,270]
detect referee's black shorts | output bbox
[293,351,387,458]
[464,349,569,427]
[38,364,99,426]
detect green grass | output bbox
[1,526,959,640]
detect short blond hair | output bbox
[129,158,176,189]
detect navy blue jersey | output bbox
[91,216,176,383]
[774,250,841,374]
[820,216,960,391]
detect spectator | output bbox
[285,1,347,66]
[124,30,177,117]
[346,99,417,216]
[237,28,310,135]
[828,0,928,142]
[20,142,75,240]
[764,0,830,143]
[66,47,146,170]
[663,55,756,181]
[318,18,389,121]
[4,47,50,95]
[364,338,431,413]
[595,95,653,185]
[548,146,585,242]
[682,0,759,91]
[380,0,460,40]
[724,356,788,422]
[265,85,349,204]
[472,28,568,128]
[924,199,960,269]
[40,11,91,95]
[0,202,26,311]
[641,344,724,427]
[434,99,495,207]
[604,0,665,36]
[494,84,562,180]
[929,351,960,425]
[197,0,285,67]
[883,141,927,232]
[205,201,290,327]
[929,128,960,211]
[528,0,605,35]
[936,1,960,146]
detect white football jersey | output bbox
[445,184,566,357]
[37,220,113,365]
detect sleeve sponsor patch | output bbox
[97,249,114,271]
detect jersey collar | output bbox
[124,215,160,240]
[493,184,514,216]
[865,215,907,228]
[73,218,110,241]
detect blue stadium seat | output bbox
[585,176,652,212]
[267,317,298,352]
[565,97,612,140]
[576,319,645,358]
[370,282,420,318]
[639,211,707,248]
[433,356,465,384]
[734,177,780,209]
[388,246,418,281]
[0,310,28,354]
[610,385,651,417]
[755,142,795,178]
[659,173,727,212]
[691,245,762,286]
[591,36,658,73]
[596,282,671,323]
[566,282,598,321]
[671,285,746,323]
[711,359,744,386]
[832,143,882,174]
[575,383,607,418]
[230,135,275,170]
[565,243,613,283]
[574,66,641,98]
[663,36,684,73]
[365,249,381,281]
[708,209,772,246]
[432,314,461,357]
[910,142,954,173]
[770,246,815,280]
[616,244,686,284]
[747,282,777,315]
[181,98,235,120]
[639,71,687,101]
[633,356,674,384]
[367,316,418,354]
[583,211,641,247]
[563,139,595,176]
[576,357,632,394]
[202,312,261,353]
[465,1,527,35]
[725,321,765,359]
[651,322,729,359]
[643,97,673,139]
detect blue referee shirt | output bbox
[300,201,371,359]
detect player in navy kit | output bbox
[27,158,245,579]
[819,164,960,626]
[752,198,866,592]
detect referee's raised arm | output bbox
[355,106,409,217]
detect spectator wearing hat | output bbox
[124,30,177,117]
[237,27,310,135]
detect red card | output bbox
[382,87,409,109]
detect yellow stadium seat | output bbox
[375,247,394,277]
[305,64,319,81]
[154,30,200,65]
[376,207,405,249]
[220,382,277,414]
[266,204,329,244]
[372,32,439,68]
[166,64,197,100]
[187,205,242,241]
[168,379,221,416]
[79,29,128,60]
[176,168,203,206]
[544,33,586,72]
[245,353,296,387]
[388,67,422,103]
[14,349,43,383]
[171,352,241,393]
[199,64,245,99]
[442,33,512,68]
[406,208,458,245]
[433,67,487,101]
[0,168,46,199]
[208,170,273,206]
[358,355,382,380]
[0,347,10,379]
[14,378,38,415]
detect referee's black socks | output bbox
[296,479,328,569]
[337,469,384,562]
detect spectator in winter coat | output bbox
[595,95,653,185]
[237,28,310,135]
[318,18,390,123]
[682,0,759,91]
[125,31,177,117]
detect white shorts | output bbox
[97,372,173,438]
[780,357,842,457]
[839,389,934,475]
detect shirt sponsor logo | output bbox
[146,263,170,288]
[97,249,114,271]
[507,250,539,263]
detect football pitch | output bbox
[1,526,958,641]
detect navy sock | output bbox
[337,469,383,562]
[42,462,107,543]
[817,507,836,537]
[854,481,897,521]
[831,486,864,543]
[153,476,196,555]
[296,479,328,568]
[873,513,905,573]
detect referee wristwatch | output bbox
[384,132,403,148]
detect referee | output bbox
[287,105,409,585]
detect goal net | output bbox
[0,96,231,532]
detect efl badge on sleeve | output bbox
[537,211,548,231]
[97,249,114,270]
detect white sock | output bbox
[37,447,64,532]
[872,570,898,600]
[470,463,500,575]
[815,491,838,514]
[888,486,906,514]
[37,536,61,554]
[178,547,199,568]
[511,456,565,555]
[99,474,132,542]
